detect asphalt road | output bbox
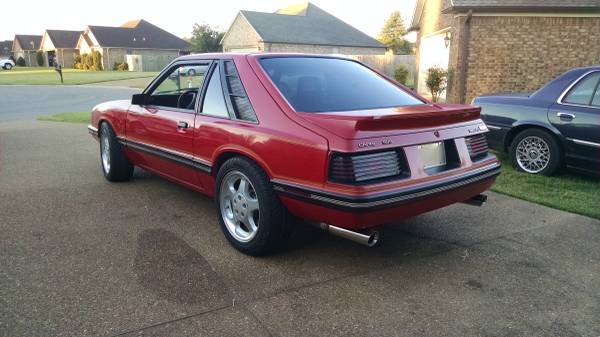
[1,107,600,336]
[0,85,139,122]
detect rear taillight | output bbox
[329,150,409,184]
[465,134,488,160]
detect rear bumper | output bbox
[273,161,501,229]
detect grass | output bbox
[0,67,158,85]
[491,152,600,219]
[37,112,90,124]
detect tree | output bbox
[378,11,413,55]
[426,67,448,102]
[188,23,224,53]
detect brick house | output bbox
[12,35,42,67]
[77,20,190,71]
[40,30,83,67]
[410,0,600,103]
[222,2,387,55]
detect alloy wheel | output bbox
[515,136,550,173]
[101,132,111,174]
[219,171,260,242]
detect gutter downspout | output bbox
[458,10,472,104]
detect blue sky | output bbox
[1,0,417,41]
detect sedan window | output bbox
[148,64,209,110]
[259,57,424,113]
[563,72,600,106]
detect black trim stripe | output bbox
[272,162,501,211]
[118,138,212,174]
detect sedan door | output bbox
[548,71,600,172]
[126,62,211,188]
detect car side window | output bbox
[563,72,600,106]
[147,64,209,110]
[223,60,258,122]
[592,84,600,107]
[201,64,230,118]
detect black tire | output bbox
[99,122,134,182]
[4,64,12,70]
[509,128,562,176]
[215,157,292,255]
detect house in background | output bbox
[40,30,82,67]
[0,40,13,58]
[77,19,190,71]
[12,35,42,66]
[410,0,600,103]
[222,2,386,55]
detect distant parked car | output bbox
[474,66,600,176]
[0,58,15,70]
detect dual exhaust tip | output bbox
[314,194,488,247]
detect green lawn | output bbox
[491,152,600,219]
[0,67,158,85]
[37,112,90,123]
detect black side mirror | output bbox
[131,93,149,106]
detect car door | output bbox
[548,70,600,172]
[126,61,211,188]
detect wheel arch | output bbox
[211,147,274,180]
[504,121,564,153]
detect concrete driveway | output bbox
[1,93,599,336]
[0,85,139,122]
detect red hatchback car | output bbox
[88,53,500,255]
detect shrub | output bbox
[92,50,103,71]
[9,55,16,63]
[393,64,409,85]
[113,62,128,71]
[36,50,44,66]
[425,66,448,102]
[73,55,82,69]
[17,56,26,67]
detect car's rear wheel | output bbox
[99,122,134,182]
[4,63,12,70]
[510,128,562,176]
[215,157,292,255]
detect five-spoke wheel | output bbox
[219,171,260,242]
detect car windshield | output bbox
[259,57,424,113]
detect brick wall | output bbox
[222,14,261,52]
[263,42,385,55]
[464,16,600,103]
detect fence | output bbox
[347,54,416,85]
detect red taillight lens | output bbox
[329,150,408,184]
[465,134,489,159]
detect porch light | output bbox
[444,32,451,48]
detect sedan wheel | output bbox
[510,128,562,176]
[101,132,111,175]
[5,63,12,70]
[219,171,260,242]
[515,136,550,173]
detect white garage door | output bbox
[418,32,450,101]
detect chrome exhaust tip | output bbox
[315,222,380,247]
[461,194,488,207]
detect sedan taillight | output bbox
[329,150,409,184]
[465,134,489,160]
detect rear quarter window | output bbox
[259,57,423,113]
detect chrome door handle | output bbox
[177,121,189,129]
[556,112,575,121]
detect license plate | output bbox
[419,142,446,169]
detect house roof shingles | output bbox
[0,40,12,53]
[46,30,83,49]
[239,2,385,48]
[88,20,189,50]
[14,35,42,50]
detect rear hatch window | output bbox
[259,57,424,113]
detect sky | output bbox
[0,0,417,41]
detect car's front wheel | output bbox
[3,63,12,70]
[99,122,134,182]
[215,157,292,255]
[510,128,562,176]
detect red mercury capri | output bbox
[88,53,500,255]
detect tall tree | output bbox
[378,11,413,55]
[189,23,225,53]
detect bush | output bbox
[113,62,128,71]
[16,56,26,67]
[73,55,82,69]
[426,66,448,102]
[393,64,409,85]
[9,55,16,63]
[92,50,103,71]
[36,50,44,66]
